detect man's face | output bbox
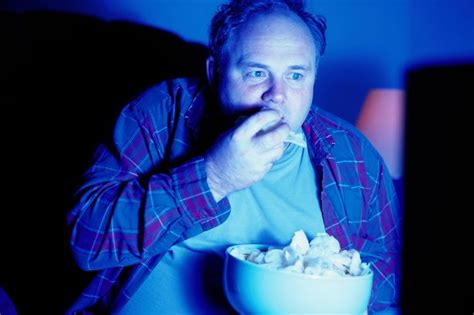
[210,11,318,131]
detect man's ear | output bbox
[206,56,217,88]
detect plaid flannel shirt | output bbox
[66,78,402,314]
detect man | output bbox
[67,0,402,314]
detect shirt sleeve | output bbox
[67,97,230,271]
[354,144,403,313]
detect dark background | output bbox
[0,11,207,314]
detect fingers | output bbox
[253,122,291,151]
[235,109,282,140]
[255,142,286,172]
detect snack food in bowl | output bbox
[223,230,373,314]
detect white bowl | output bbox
[223,244,373,315]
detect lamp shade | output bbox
[356,89,405,179]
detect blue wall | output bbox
[3,0,473,123]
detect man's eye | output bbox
[247,70,267,79]
[289,73,303,81]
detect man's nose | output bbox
[262,79,286,106]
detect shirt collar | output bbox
[184,80,228,150]
[184,79,207,135]
[302,107,336,164]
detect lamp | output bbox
[356,89,405,179]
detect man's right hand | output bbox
[205,109,290,202]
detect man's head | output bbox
[207,0,327,131]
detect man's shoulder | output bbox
[130,77,204,112]
[313,107,368,143]
[313,107,384,162]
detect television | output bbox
[401,62,474,314]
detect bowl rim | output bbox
[225,243,374,281]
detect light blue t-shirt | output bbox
[119,134,325,314]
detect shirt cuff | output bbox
[170,156,231,231]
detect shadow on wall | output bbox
[0,10,208,314]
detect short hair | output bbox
[209,0,327,68]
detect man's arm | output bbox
[67,100,230,271]
[67,97,289,272]
[356,150,402,313]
